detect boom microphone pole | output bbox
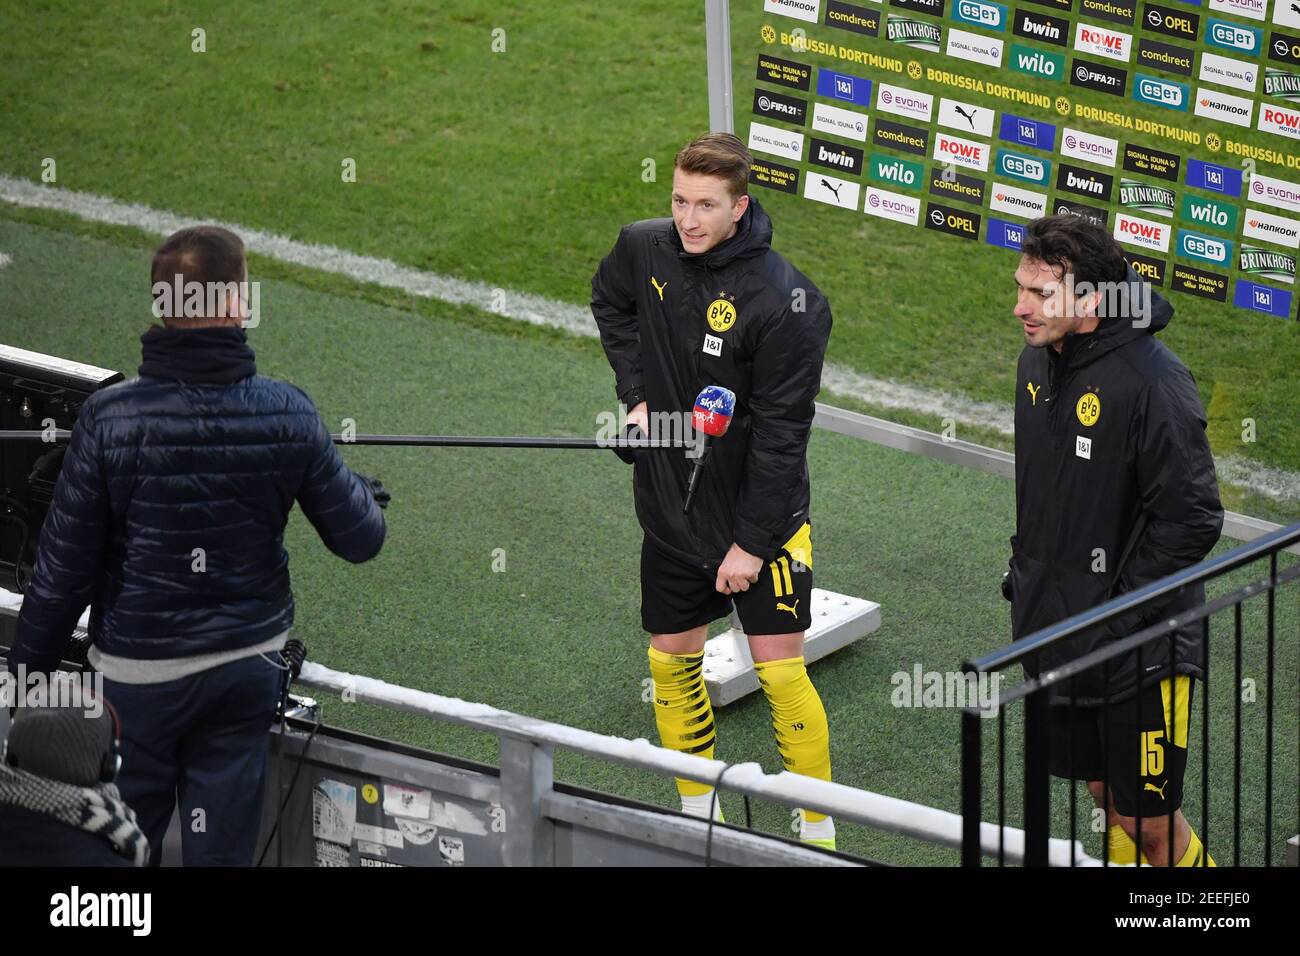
[0,430,692,451]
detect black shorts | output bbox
[1048,675,1194,818]
[640,522,814,636]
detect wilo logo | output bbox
[891,664,1002,718]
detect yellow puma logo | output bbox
[776,599,800,618]
[1144,780,1168,800]
[650,276,667,301]
[1026,381,1040,406]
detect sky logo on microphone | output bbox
[693,385,737,436]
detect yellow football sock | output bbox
[1108,824,1145,865]
[1177,828,1215,867]
[648,646,716,798]
[754,656,831,822]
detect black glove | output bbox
[1000,570,1013,602]
[612,423,646,465]
[356,473,390,510]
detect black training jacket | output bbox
[1009,266,1223,704]
[591,199,832,568]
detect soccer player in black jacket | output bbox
[1007,214,1222,866]
[591,133,836,848]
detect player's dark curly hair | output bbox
[1021,213,1127,289]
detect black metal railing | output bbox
[961,522,1300,867]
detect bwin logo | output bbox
[818,144,854,168]
[1067,171,1104,194]
[1139,78,1182,106]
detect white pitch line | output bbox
[2,174,1297,502]
[0,252,12,270]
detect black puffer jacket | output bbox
[1009,268,1223,704]
[10,326,385,672]
[591,199,832,567]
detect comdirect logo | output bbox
[998,148,1052,184]
[1134,74,1187,108]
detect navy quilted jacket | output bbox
[9,326,385,672]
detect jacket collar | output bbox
[138,324,257,385]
